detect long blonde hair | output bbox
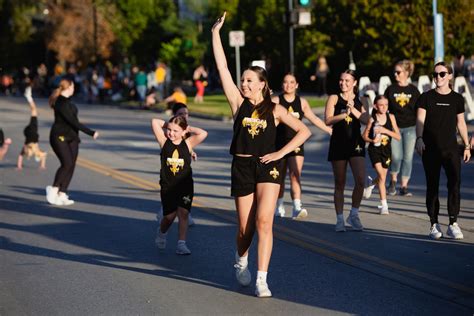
[48,78,73,108]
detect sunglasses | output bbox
[432,71,448,78]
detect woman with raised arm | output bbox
[325,69,369,232]
[272,73,332,219]
[415,61,471,240]
[212,12,311,298]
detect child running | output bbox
[362,95,400,214]
[17,84,47,170]
[151,115,207,255]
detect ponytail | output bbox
[48,78,73,108]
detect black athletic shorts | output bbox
[368,146,391,169]
[284,144,304,158]
[160,181,193,216]
[231,155,283,197]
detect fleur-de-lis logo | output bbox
[381,135,389,146]
[270,167,280,179]
[182,195,191,205]
[395,92,410,107]
[167,149,184,175]
[355,145,362,153]
[58,136,65,142]
[289,106,300,119]
[242,110,267,138]
[294,147,301,154]
[344,115,353,125]
[385,158,391,166]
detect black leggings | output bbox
[422,149,461,225]
[50,136,79,193]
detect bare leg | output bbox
[288,155,304,200]
[177,207,189,241]
[374,163,388,201]
[235,194,256,257]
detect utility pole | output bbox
[288,0,295,74]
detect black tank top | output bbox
[24,116,39,144]
[276,94,304,148]
[230,99,276,156]
[369,113,393,148]
[330,95,363,143]
[160,139,192,189]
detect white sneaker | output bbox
[363,176,375,199]
[346,214,364,231]
[446,223,463,240]
[46,186,60,205]
[335,219,346,232]
[292,208,308,220]
[379,206,389,215]
[234,262,251,286]
[188,214,195,226]
[255,279,272,298]
[429,223,443,239]
[176,241,191,255]
[275,204,286,217]
[57,193,74,206]
[155,228,167,249]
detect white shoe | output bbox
[275,204,286,217]
[363,176,375,199]
[429,223,443,239]
[57,193,74,206]
[446,223,463,240]
[188,214,195,226]
[46,186,60,205]
[379,206,389,215]
[155,228,167,249]
[176,241,191,255]
[234,262,251,286]
[255,279,272,298]
[292,208,308,219]
[346,214,364,231]
[335,219,346,232]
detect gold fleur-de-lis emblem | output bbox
[395,92,410,107]
[381,135,389,146]
[167,149,185,175]
[182,195,191,205]
[270,167,279,179]
[58,136,65,142]
[294,147,301,154]
[288,106,300,119]
[355,145,362,153]
[386,158,391,166]
[344,115,353,125]
[242,110,267,138]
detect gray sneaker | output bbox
[429,223,442,239]
[346,214,364,231]
[255,279,272,298]
[335,219,346,232]
[176,241,191,255]
[446,223,463,240]
[388,181,397,196]
[234,263,251,286]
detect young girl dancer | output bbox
[362,95,400,214]
[272,73,332,218]
[151,115,207,255]
[17,85,47,170]
[213,12,311,297]
[325,69,369,232]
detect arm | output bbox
[415,108,426,155]
[58,101,96,137]
[347,101,369,125]
[185,126,208,150]
[324,95,347,126]
[260,105,311,163]
[151,118,168,148]
[212,12,243,117]
[381,114,401,141]
[362,118,374,143]
[301,97,332,135]
[456,113,471,162]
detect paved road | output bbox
[1,96,473,315]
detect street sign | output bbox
[229,31,245,47]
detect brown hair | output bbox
[395,60,415,77]
[168,115,188,131]
[371,95,389,119]
[341,69,358,94]
[48,78,73,108]
[433,61,454,88]
[245,66,275,118]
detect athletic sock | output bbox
[350,207,359,216]
[293,199,302,210]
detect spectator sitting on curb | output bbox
[162,87,187,115]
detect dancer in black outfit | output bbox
[416,61,471,240]
[46,78,99,206]
[325,70,369,232]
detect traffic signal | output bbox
[295,0,312,8]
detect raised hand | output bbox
[212,12,226,32]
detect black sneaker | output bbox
[388,181,397,196]
[399,187,413,197]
